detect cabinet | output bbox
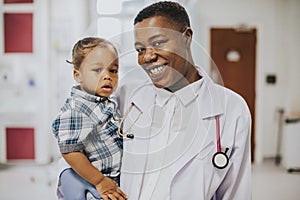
[282,113,300,172]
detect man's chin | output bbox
[153,83,164,88]
[153,81,168,88]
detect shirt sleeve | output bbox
[52,109,93,153]
[216,107,252,200]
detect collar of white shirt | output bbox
[155,77,204,107]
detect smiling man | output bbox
[134,15,200,92]
[117,1,252,200]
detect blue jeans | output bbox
[60,168,120,200]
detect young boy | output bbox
[52,37,127,200]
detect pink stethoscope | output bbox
[117,104,229,169]
[212,115,229,169]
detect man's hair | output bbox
[134,1,190,30]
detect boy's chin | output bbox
[95,92,112,97]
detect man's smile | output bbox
[145,64,168,79]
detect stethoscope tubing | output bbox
[213,115,229,169]
[216,115,221,152]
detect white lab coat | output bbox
[116,67,251,200]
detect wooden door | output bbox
[210,28,256,162]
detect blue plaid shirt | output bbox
[52,85,122,176]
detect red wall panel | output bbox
[4,0,33,3]
[4,13,33,53]
[6,127,35,160]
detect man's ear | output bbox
[182,27,193,46]
[74,69,82,83]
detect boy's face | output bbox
[74,46,119,97]
[134,16,191,89]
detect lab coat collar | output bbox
[154,87,173,107]
[129,81,155,112]
[175,78,204,106]
[152,76,204,107]
[197,67,225,119]
[130,68,225,119]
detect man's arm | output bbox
[216,112,252,200]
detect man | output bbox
[117,1,251,199]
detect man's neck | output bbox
[164,66,202,93]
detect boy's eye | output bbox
[110,69,118,74]
[92,68,102,72]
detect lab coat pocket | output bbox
[171,151,232,200]
[195,138,215,160]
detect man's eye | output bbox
[136,47,145,53]
[153,41,162,47]
[152,40,166,47]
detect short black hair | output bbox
[134,1,190,30]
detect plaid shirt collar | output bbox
[71,85,110,103]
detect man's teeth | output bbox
[149,65,166,75]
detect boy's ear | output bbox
[74,69,82,83]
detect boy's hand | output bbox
[95,176,127,200]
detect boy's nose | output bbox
[104,76,112,80]
[103,72,112,80]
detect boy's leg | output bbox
[86,191,103,200]
[60,168,102,200]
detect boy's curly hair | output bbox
[67,37,117,70]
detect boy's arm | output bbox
[62,152,104,185]
[62,152,127,200]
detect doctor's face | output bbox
[134,16,191,89]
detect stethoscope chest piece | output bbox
[212,148,229,169]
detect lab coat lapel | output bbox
[171,76,225,178]
[121,84,156,198]
[199,76,224,119]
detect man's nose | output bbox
[143,47,157,63]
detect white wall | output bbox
[49,0,90,159]
[0,0,92,163]
[0,0,50,164]
[283,1,300,113]
[187,0,300,162]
